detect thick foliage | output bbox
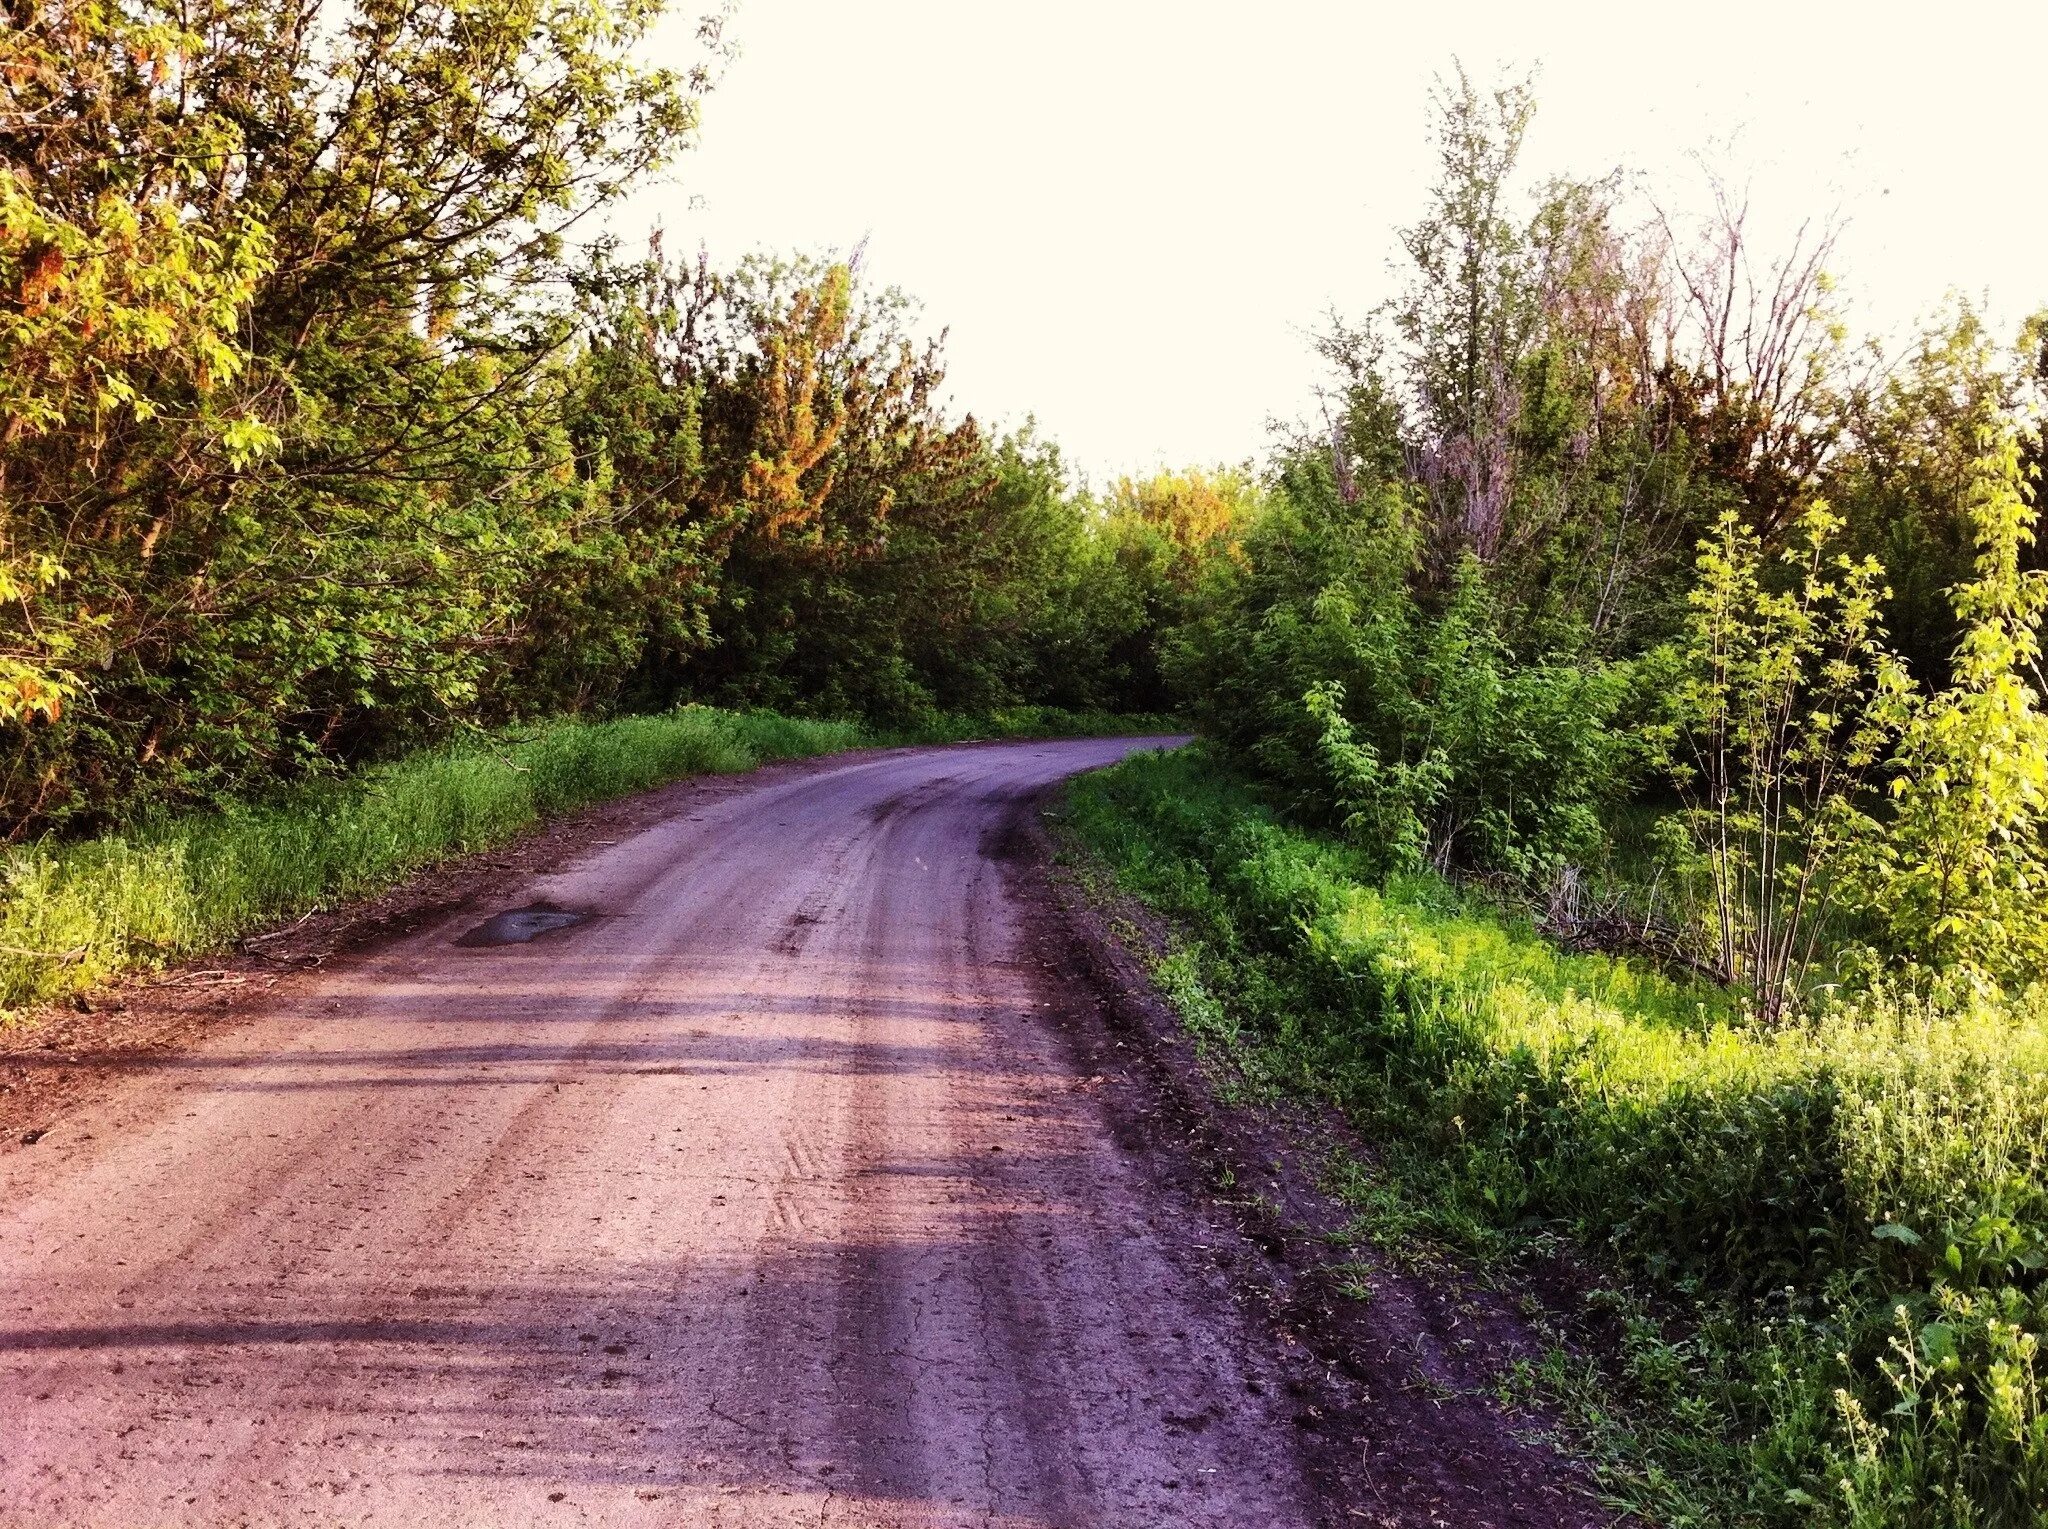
[1,0,710,828]
[1169,455,1643,879]
[1,4,1182,837]
[1851,424,2048,987]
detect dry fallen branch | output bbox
[239,910,320,947]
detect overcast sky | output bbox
[625,0,2047,485]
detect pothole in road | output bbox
[454,902,592,947]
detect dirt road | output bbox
[0,738,1338,1528]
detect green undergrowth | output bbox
[0,704,1164,1017]
[874,705,1179,746]
[1061,745,2048,1528]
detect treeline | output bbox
[1161,70,2048,1004]
[1106,70,2048,1526]
[0,0,1208,838]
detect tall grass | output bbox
[0,706,867,1014]
[1065,745,2048,1527]
[0,703,1171,1018]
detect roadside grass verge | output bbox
[0,707,858,1015]
[0,704,1167,1018]
[1061,745,2048,1528]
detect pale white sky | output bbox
[627,0,2047,485]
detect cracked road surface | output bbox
[0,738,1325,1527]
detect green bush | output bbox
[1169,460,1645,881]
[875,705,1180,747]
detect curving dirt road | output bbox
[0,738,1331,1528]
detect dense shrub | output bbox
[1,12,1204,840]
[1169,458,1647,880]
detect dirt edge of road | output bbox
[0,746,902,1150]
[1004,790,1625,1529]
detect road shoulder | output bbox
[1003,791,1623,1529]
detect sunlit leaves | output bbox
[1662,503,1909,1020]
[1852,423,2048,985]
[0,0,712,828]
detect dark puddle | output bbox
[455,903,592,948]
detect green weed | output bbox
[1063,745,2048,1527]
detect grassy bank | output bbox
[0,704,1164,1017]
[1063,746,2048,1528]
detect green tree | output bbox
[1831,304,2033,681]
[1856,422,2048,986]
[1392,64,1538,571]
[1664,506,1907,1019]
[1,0,714,829]
[0,0,276,727]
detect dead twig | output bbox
[243,949,323,969]
[240,910,319,948]
[152,970,246,988]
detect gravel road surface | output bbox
[0,738,1328,1527]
